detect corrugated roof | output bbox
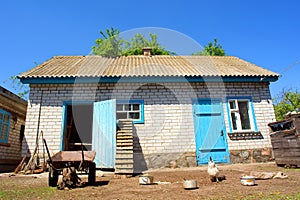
[19,55,279,78]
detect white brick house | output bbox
[19,55,278,172]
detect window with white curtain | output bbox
[228,98,256,132]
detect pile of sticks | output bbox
[14,131,47,174]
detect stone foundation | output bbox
[142,152,197,170]
[139,148,274,170]
[230,148,274,164]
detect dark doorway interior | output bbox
[64,104,93,151]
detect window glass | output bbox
[116,101,143,123]
[133,104,140,111]
[124,104,130,111]
[0,110,10,143]
[0,128,5,140]
[230,112,237,130]
[129,112,140,119]
[0,133,5,141]
[3,114,9,123]
[228,99,254,132]
[116,112,127,119]
[116,104,123,111]
[2,124,8,135]
[229,101,236,109]
[238,101,251,130]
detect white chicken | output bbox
[207,156,219,182]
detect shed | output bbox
[268,114,300,167]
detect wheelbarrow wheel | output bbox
[88,162,96,185]
[48,166,59,187]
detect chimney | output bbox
[142,47,152,56]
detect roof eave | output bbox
[19,75,279,84]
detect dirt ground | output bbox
[0,162,300,200]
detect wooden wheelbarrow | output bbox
[43,139,96,187]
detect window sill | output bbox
[133,120,144,124]
[117,119,144,124]
[228,131,263,140]
[0,142,11,147]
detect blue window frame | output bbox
[226,97,258,133]
[116,100,144,124]
[0,109,11,143]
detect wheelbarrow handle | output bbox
[81,143,85,162]
[78,143,85,170]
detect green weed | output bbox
[0,187,56,200]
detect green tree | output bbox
[273,89,300,120]
[3,75,29,100]
[92,27,125,57]
[123,33,174,56]
[194,38,226,56]
[92,28,174,56]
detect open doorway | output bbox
[63,104,93,151]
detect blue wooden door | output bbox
[92,99,116,168]
[192,99,230,164]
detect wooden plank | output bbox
[117,140,134,143]
[117,145,134,148]
[275,159,300,165]
[116,137,134,140]
[117,134,133,137]
[93,99,116,168]
[116,155,133,159]
[116,150,134,153]
[115,160,133,165]
[117,130,133,133]
[116,147,133,150]
[115,170,134,174]
[115,119,133,175]
[14,155,27,174]
[117,129,133,132]
[116,141,133,144]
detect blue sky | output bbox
[1,0,299,98]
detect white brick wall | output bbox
[23,82,276,159]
